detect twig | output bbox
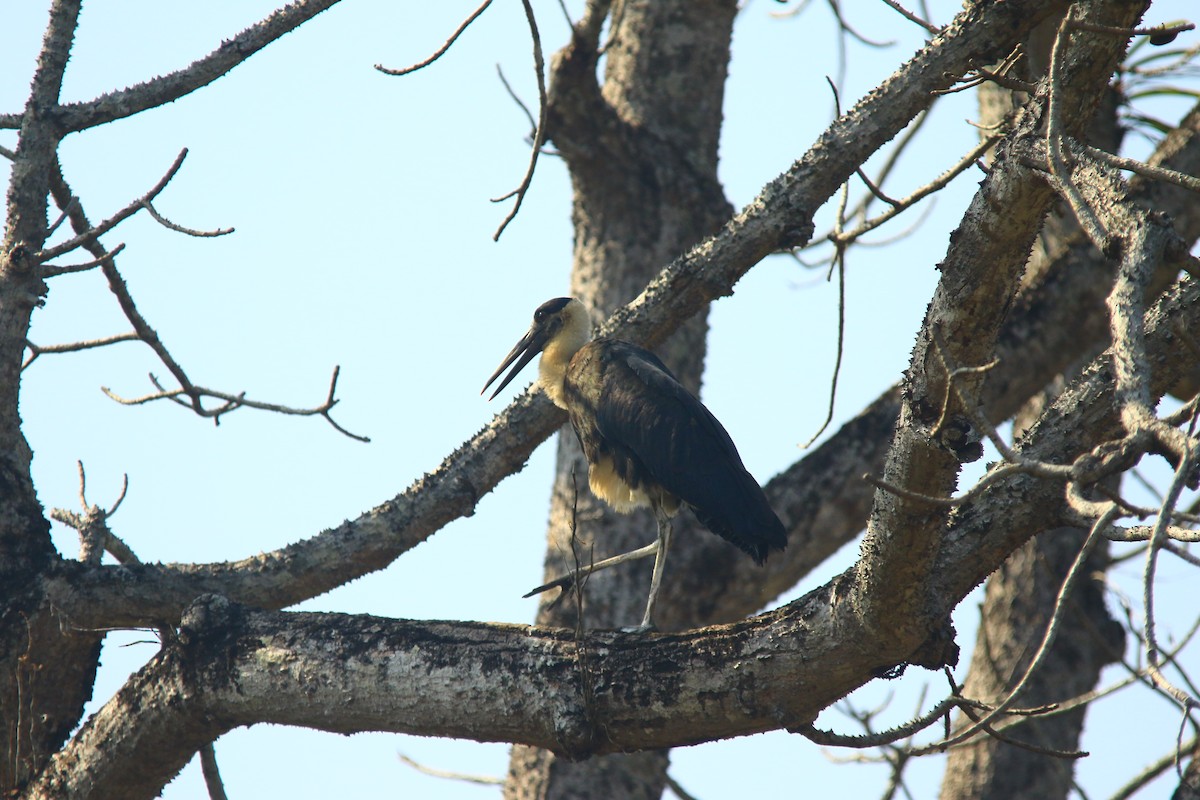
[838,109,931,225]
[1084,144,1200,194]
[928,324,999,444]
[798,696,960,746]
[953,691,1085,760]
[1045,11,1112,255]
[39,242,126,278]
[46,195,78,238]
[866,458,1070,507]
[824,0,895,49]
[801,80,852,447]
[495,65,537,138]
[856,168,900,208]
[49,461,135,565]
[491,0,547,241]
[800,246,846,448]
[877,0,940,35]
[665,773,701,800]
[1109,737,1200,800]
[1142,429,1200,712]
[1070,20,1195,40]
[36,150,189,262]
[396,752,502,786]
[932,46,1026,96]
[102,365,369,442]
[22,332,140,371]
[833,133,1001,245]
[375,0,494,76]
[908,506,1117,754]
[141,201,233,237]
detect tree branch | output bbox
[47,0,345,133]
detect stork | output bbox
[482,297,787,632]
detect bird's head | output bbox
[482,296,590,401]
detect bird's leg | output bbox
[524,540,660,599]
[628,506,673,633]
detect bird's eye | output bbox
[534,310,546,322]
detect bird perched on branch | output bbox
[483,297,787,632]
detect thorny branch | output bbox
[0,0,347,134]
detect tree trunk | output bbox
[504,2,737,797]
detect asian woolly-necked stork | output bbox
[483,297,787,631]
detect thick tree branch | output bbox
[0,0,345,134]
[47,0,1081,631]
[35,276,1200,796]
[854,0,1149,662]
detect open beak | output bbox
[482,324,550,400]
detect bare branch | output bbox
[1109,737,1200,800]
[833,133,1001,245]
[798,696,960,747]
[910,506,1117,754]
[1105,524,1200,544]
[490,0,548,241]
[39,242,126,278]
[1084,144,1200,194]
[101,366,369,442]
[1071,20,1195,41]
[1142,436,1200,713]
[36,150,189,262]
[22,332,139,371]
[876,0,940,35]
[37,156,365,441]
[52,0,345,133]
[50,461,136,565]
[932,46,1027,96]
[141,202,233,238]
[396,752,502,786]
[375,0,494,76]
[1045,10,1113,255]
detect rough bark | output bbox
[856,0,1148,669]
[0,2,99,790]
[940,16,1127,797]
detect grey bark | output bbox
[939,16,1127,797]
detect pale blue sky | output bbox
[3,2,1197,798]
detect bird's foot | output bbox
[619,622,657,634]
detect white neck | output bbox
[537,300,590,409]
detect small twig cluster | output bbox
[374,0,548,241]
[15,147,368,441]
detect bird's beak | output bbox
[482,324,550,400]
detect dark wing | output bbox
[592,341,787,563]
